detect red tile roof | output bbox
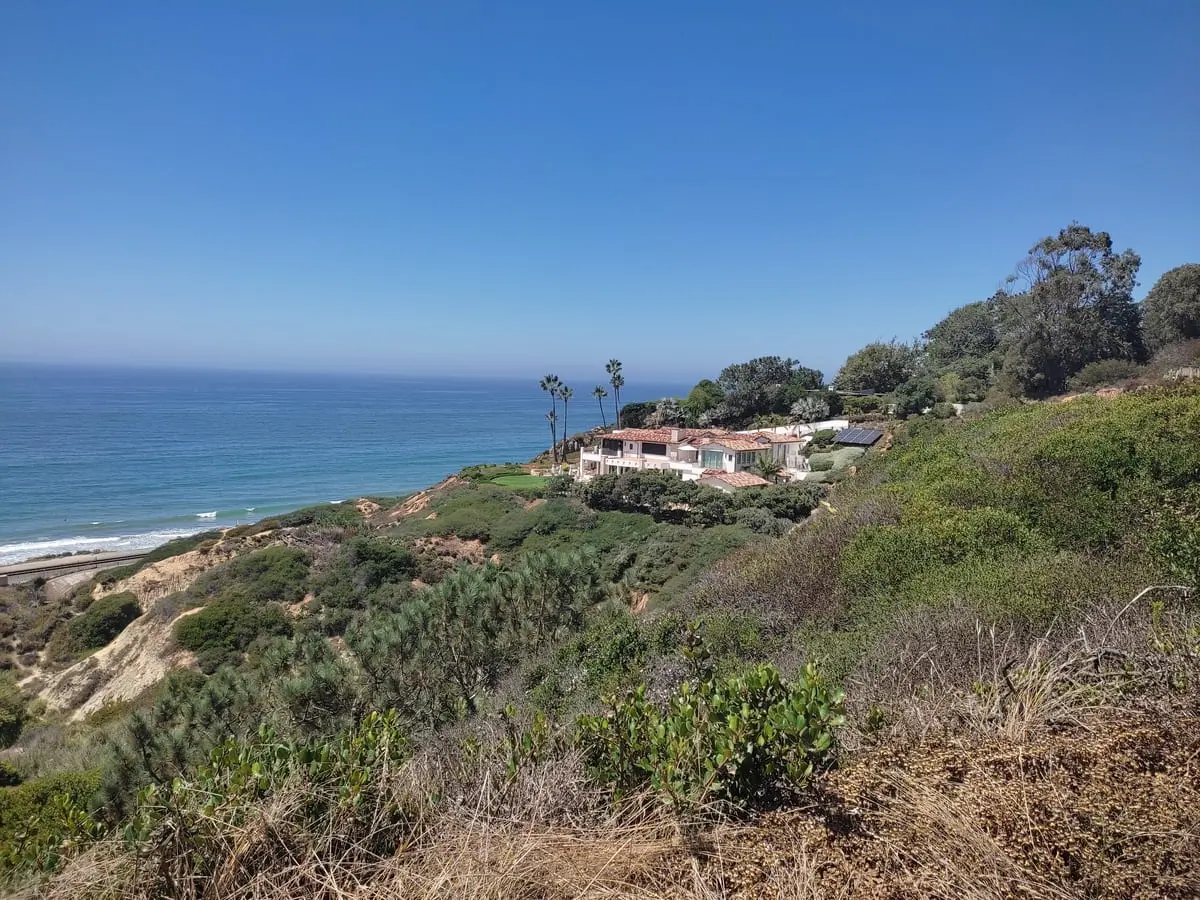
[698,470,771,488]
[692,436,774,452]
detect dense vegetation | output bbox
[614,225,1199,432]
[2,254,1200,893]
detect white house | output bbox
[576,426,810,486]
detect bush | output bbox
[189,546,310,605]
[0,762,20,788]
[810,428,837,447]
[1067,358,1144,391]
[930,402,957,419]
[809,457,835,472]
[577,650,844,808]
[174,596,293,672]
[0,674,27,749]
[733,507,791,536]
[0,770,101,881]
[734,482,824,522]
[46,592,141,663]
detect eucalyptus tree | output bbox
[1141,263,1200,352]
[593,385,608,427]
[606,359,625,428]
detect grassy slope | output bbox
[8,384,1200,898]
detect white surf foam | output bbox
[0,529,204,567]
[196,511,218,519]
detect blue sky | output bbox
[2,1,1197,382]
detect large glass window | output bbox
[701,450,724,468]
[642,442,667,456]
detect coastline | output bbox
[0,495,389,567]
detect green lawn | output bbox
[489,474,550,488]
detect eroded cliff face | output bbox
[23,534,275,721]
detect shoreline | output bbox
[0,493,401,568]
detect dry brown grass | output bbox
[25,587,1200,900]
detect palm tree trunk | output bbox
[550,394,558,464]
[598,396,607,427]
[614,387,621,429]
[561,400,568,464]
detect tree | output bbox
[540,374,562,462]
[924,299,1000,368]
[558,385,573,456]
[714,357,822,424]
[646,397,684,428]
[545,411,558,463]
[752,455,785,483]
[592,385,608,427]
[998,223,1143,396]
[606,359,624,428]
[890,375,939,417]
[789,395,830,423]
[681,379,725,424]
[833,341,919,394]
[1141,264,1200,352]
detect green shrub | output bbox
[930,401,957,418]
[174,596,292,672]
[275,503,363,530]
[577,656,843,808]
[0,674,28,749]
[809,456,835,472]
[0,763,19,788]
[1148,486,1200,587]
[189,546,310,605]
[46,592,141,663]
[0,770,101,882]
[1067,358,1144,391]
[810,428,838,447]
[733,507,791,536]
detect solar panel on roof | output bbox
[835,428,883,446]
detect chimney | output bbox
[670,428,680,442]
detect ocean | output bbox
[0,364,688,565]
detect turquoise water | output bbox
[0,364,685,564]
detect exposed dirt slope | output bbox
[23,535,275,721]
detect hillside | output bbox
[0,384,1197,898]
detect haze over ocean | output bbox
[0,364,686,565]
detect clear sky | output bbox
[2,1,1197,382]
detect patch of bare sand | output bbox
[386,476,462,520]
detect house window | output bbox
[642,441,667,457]
[701,450,724,468]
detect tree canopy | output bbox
[1141,264,1200,353]
[997,224,1143,396]
[833,341,919,394]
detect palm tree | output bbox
[605,359,624,428]
[753,454,785,483]
[558,385,573,461]
[539,374,561,462]
[592,385,608,427]
[545,410,558,465]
